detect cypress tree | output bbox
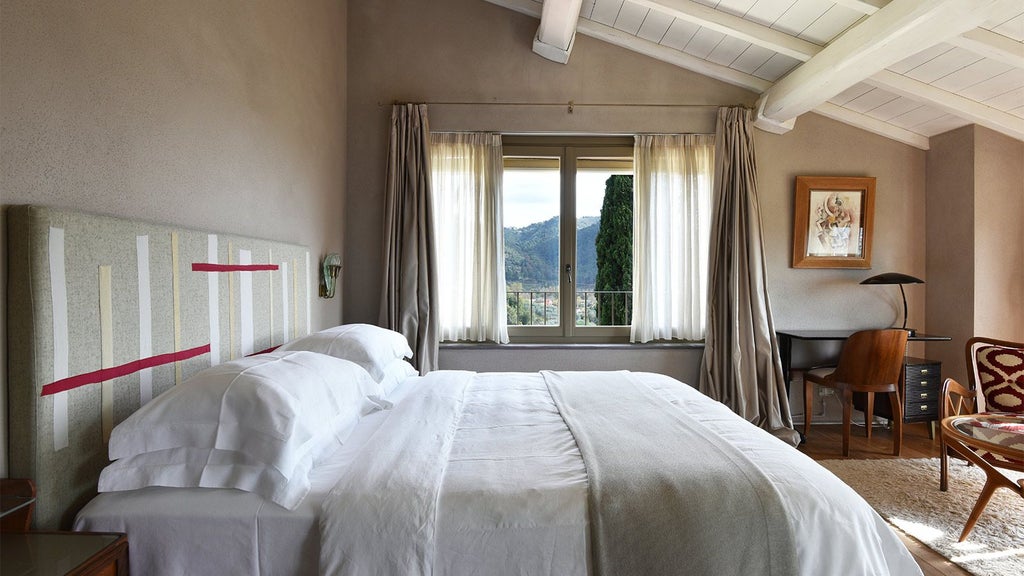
[594,175,633,325]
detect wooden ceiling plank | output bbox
[867,69,1024,140]
[630,0,822,61]
[813,102,930,148]
[755,0,1013,130]
[830,0,888,15]
[948,28,1024,70]
[576,16,773,91]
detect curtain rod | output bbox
[382,100,749,113]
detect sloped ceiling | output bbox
[484,0,1024,149]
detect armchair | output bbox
[939,336,1024,492]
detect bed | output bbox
[7,206,922,575]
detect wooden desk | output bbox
[777,330,950,396]
[0,531,128,576]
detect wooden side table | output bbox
[940,414,1024,542]
[1,531,128,576]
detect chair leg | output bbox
[804,379,814,437]
[959,476,1002,542]
[940,445,949,492]
[842,388,853,457]
[888,391,902,456]
[865,392,874,439]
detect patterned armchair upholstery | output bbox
[939,336,1024,491]
[970,338,1024,413]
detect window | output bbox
[503,136,635,343]
[431,133,713,345]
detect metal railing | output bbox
[507,290,632,326]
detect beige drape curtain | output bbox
[698,107,799,446]
[429,132,509,343]
[379,104,439,374]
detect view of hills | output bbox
[504,216,599,290]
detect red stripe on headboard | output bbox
[191,263,279,272]
[41,344,212,396]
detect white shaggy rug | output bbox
[819,458,1023,576]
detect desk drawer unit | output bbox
[855,357,941,423]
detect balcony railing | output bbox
[507,290,632,326]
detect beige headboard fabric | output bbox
[7,205,312,528]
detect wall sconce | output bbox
[319,253,341,299]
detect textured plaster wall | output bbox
[0,0,348,476]
[926,126,1024,386]
[925,126,976,386]
[973,127,1024,343]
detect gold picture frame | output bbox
[792,176,875,269]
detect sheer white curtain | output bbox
[430,132,509,343]
[631,134,714,342]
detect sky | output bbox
[503,169,626,228]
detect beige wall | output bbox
[346,0,932,402]
[973,127,1024,343]
[927,125,1024,386]
[0,0,348,476]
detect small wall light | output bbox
[320,253,341,299]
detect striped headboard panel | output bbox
[6,205,312,529]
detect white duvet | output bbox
[320,371,922,576]
[78,370,922,576]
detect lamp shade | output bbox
[860,272,924,332]
[860,272,924,285]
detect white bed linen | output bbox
[73,376,421,576]
[77,371,921,576]
[321,371,921,576]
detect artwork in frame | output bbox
[792,176,875,269]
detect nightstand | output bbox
[1,531,128,576]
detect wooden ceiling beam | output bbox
[812,103,930,149]
[831,0,889,15]
[484,0,770,92]
[631,0,821,61]
[948,28,1024,70]
[867,70,1024,141]
[754,0,1012,133]
[532,0,584,64]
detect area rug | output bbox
[819,458,1023,576]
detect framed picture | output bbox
[792,176,875,269]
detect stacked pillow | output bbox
[100,325,417,509]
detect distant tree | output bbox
[594,175,633,325]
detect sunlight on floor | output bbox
[890,517,945,542]
[951,548,1024,563]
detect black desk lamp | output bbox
[860,272,924,335]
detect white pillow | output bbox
[108,350,381,479]
[379,358,418,397]
[98,446,314,510]
[277,324,413,381]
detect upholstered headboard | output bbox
[6,205,312,529]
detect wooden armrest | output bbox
[940,378,976,419]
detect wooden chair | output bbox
[0,478,36,532]
[804,329,909,457]
[940,336,1024,491]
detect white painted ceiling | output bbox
[485,0,1024,149]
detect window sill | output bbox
[440,341,704,350]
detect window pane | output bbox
[503,158,560,326]
[576,160,633,327]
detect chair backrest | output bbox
[831,329,909,391]
[966,336,1024,413]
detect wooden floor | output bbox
[798,421,970,576]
